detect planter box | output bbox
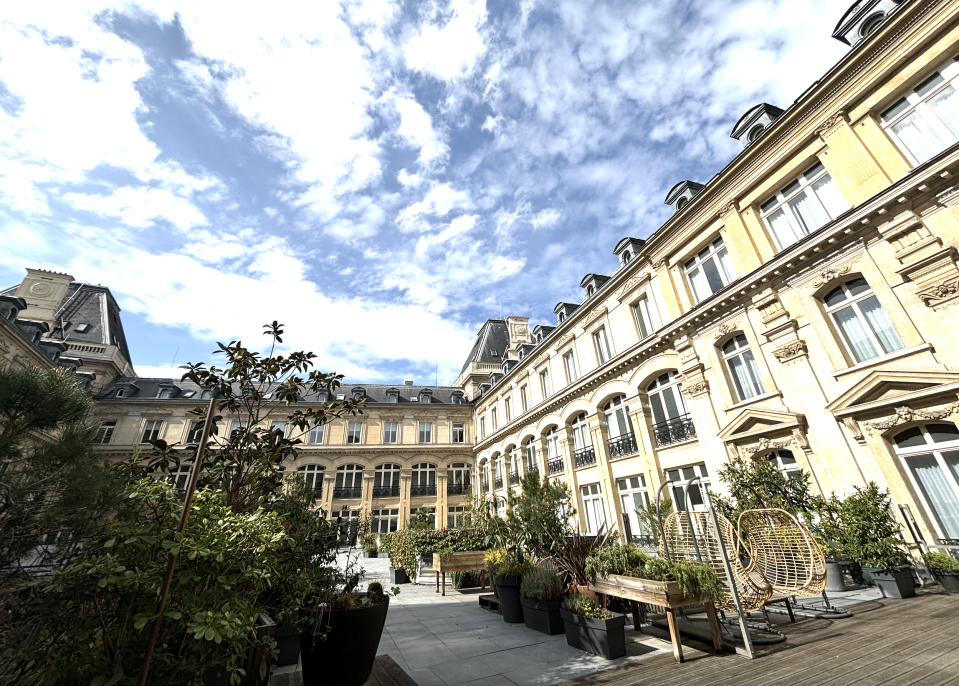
[493,574,524,623]
[432,551,489,596]
[274,622,300,667]
[933,570,959,592]
[521,597,564,635]
[390,568,410,585]
[825,562,847,592]
[560,608,626,659]
[300,595,390,686]
[870,568,916,599]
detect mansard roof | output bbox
[459,318,510,373]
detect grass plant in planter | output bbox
[924,551,959,592]
[493,556,528,623]
[560,594,626,659]
[520,565,565,635]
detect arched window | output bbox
[823,277,903,363]
[586,285,595,297]
[647,372,695,446]
[748,124,765,142]
[333,465,363,498]
[523,438,538,473]
[893,422,959,539]
[492,456,503,489]
[764,450,800,479]
[676,197,689,210]
[297,464,325,494]
[447,463,471,495]
[721,334,765,401]
[622,250,631,264]
[412,463,437,496]
[373,463,401,497]
[508,448,520,484]
[201,389,213,400]
[157,388,174,399]
[604,395,637,456]
[545,426,563,474]
[572,412,595,467]
[860,13,885,38]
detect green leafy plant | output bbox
[713,455,825,528]
[506,472,575,558]
[831,483,909,574]
[584,539,648,579]
[520,565,564,601]
[549,529,607,588]
[636,495,672,545]
[923,551,959,572]
[408,508,435,531]
[387,528,488,580]
[561,593,610,620]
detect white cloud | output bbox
[63,187,208,230]
[394,96,448,166]
[404,0,488,81]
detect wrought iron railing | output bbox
[509,472,520,486]
[333,486,362,499]
[607,433,638,457]
[371,486,399,498]
[480,479,489,494]
[494,476,503,489]
[574,446,596,468]
[410,484,436,497]
[447,482,470,495]
[547,458,564,475]
[526,462,538,473]
[652,414,696,447]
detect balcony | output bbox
[547,458,564,475]
[608,433,638,458]
[494,476,503,489]
[333,486,362,499]
[372,486,400,498]
[574,446,596,468]
[447,482,470,496]
[526,462,538,473]
[509,472,520,486]
[653,414,696,447]
[410,484,437,497]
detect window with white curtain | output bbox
[505,397,512,422]
[618,475,649,538]
[297,464,325,493]
[520,385,529,413]
[525,440,538,472]
[491,409,498,431]
[540,368,552,398]
[383,422,398,444]
[580,484,607,535]
[631,295,658,339]
[309,423,325,444]
[593,327,612,364]
[760,162,849,249]
[563,350,579,384]
[571,413,592,452]
[882,61,959,165]
[893,423,959,539]
[545,426,562,467]
[721,334,766,401]
[141,420,163,444]
[418,422,433,443]
[823,278,904,364]
[347,422,362,444]
[684,238,737,303]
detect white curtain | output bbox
[859,295,904,354]
[689,266,711,303]
[834,305,879,362]
[907,453,959,539]
[717,247,736,282]
[789,190,828,234]
[812,174,849,220]
[728,351,764,400]
[893,109,951,163]
[767,207,800,249]
[929,85,959,138]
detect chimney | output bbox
[405,380,414,386]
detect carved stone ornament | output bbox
[718,199,738,217]
[863,403,959,432]
[918,277,959,306]
[29,282,53,297]
[814,111,846,137]
[712,322,738,340]
[741,436,794,457]
[679,375,709,397]
[843,417,866,446]
[533,352,549,367]
[557,333,575,346]
[772,340,808,363]
[652,259,667,271]
[936,186,959,208]
[812,265,852,288]
[584,307,608,326]
[615,274,648,299]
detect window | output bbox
[684,237,736,303]
[141,420,163,444]
[411,464,437,496]
[308,423,325,444]
[540,368,552,398]
[631,295,658,339]
[493,457,503,488]
[860,13,885,37]
[571,412,592,452]
[480,417,486,439]
[545,426,563,473]
[605,395,637,457]
[647,371,695,446]
[157,388,174,399]
[297,465,325,494]
[666,464,710,511]
[525,440,538,472]
[892,423,959,539]
[271,421,287,436]
[563,351,579,384]
[765,450,801,479]
[504,397,512,422]
[721,334,766,401]
[623,250,632,264]
[74,323,90,333]
[347,422,362,444]
[170,465,191,491]
[823,278,904,364]
[618,476,650,539]
[418,422,433,444]
[491,408,498,431]
[230,421,247,440]
[580,484,607,535]
[748,124,765,142]
[447,463,471,495]
[372,508,399,533]
[593,328,612,364]
[373,464,401,496]
[452,423,465,443]
[881,64,959,165]
[187,420,203,443]
[181,390,196,398]
[334,465,363,498]
[760,162,849,249]
[411,507,436,529]
[520,385,529,412]
[200,389,213,400]
[94,421,116,444]
[383,422,398,444]
[447,506,466,529]
[387,391,398,403]
[115,389,125,398]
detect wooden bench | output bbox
[589,574,724,663]
[432,552,488,596]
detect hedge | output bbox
[379,529,489,580]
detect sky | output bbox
[0,0,851,385]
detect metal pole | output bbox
[684,476,705,563]
[138,396,218,686]
[655,480,673,560]
[705,501,755,659]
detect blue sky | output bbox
[0,0,849,384]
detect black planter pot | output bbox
[560,608,626,659]
[870,567,916,599]
[300,595,390,686]
[489,567,500,598]
[274,623,300,667]
[521,597,564,635]
[825,562,847,592]
[933,570,959,592]
[493,575,524,623]
[390,567,410,584]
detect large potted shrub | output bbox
[560,594,626,659]
[924,551,959,592]
[520,565,565,635]
[492,554,527,623]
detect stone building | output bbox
[471,0,959,549]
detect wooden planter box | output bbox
[589,574,723,663]
[432,551,489,596]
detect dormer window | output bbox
[832,0,899,48]
[387,389,399,403]
[622,250,631,264]
[586,285,594,296]
[351,387,365,401]
[157,388,174,399]
[419,389,433,404]
[491,350,499,358]
[860,13,884,37]
[748,125,765,142]
[579,274,609,300]
[613,237,645,267]
[182,390,196,398]
[116,389,125,398]
[730,103,784,148]
[451,391,464,405]
[664,180,704,213]
[74,323,90,333]
[558,312,565,323]
[317,391,329,402]
[201,390,213,400]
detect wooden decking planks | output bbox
[552,591,959,686]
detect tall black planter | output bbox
[300,596,390,686]
[493,575,524,623]
[274,623,300,667]
[390,567,409,584]
[521,597,564,635]
[933,570,959,592]
[871,567,916,599]
[560,609,626,659]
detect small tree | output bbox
[832,482,909,573]
[506,471,574,558]
[713,454,824,527]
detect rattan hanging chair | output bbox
[661,510,772,613]
[737,508,826,597]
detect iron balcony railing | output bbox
[410,484,437,497]
[493,476,503,489]
[371,486,399,498]
[526,462,538,473]
[509,472,520,486]
[608,433,638,458]
[447,482,470,496]
[547,458,564,475]
[574,446,596,468]
[480,479,489,493]
[332,486,363,499]
[653,414,696,447]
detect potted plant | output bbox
[560,593,626,659]
[520,565,565,635]
[549,529,606,600]
[924,551,959,592]
[492,554,528,623]
[485,548,505,598]
[362,532,379,559]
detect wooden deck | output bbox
[555,590,959,686]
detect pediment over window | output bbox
[717,408,806,443]
[826,370,959,418]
